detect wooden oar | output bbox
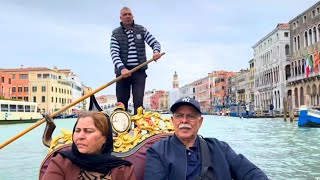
[0,52,165,150]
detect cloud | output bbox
[1,0,319,96]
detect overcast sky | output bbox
[1,0,319,95]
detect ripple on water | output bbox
[1,117,320,180]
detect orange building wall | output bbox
[0,72,12,98]
[10,71,30,101]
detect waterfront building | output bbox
[194,76,211,113]
[0,71,12,99]
[150,90,166,111]
[179,82,196,99]
[64,72,84,112]
[28,67,73,114]
[249,59,255,103]
[287,1,320,109]
[0,67,30,101]
[159,91,169,112]
[144,90,155,111]
[227,74,237,104]
[252,23,290,112]
[235,69,250,104]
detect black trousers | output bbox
[116,70,147,115]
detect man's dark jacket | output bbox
[144,134,269,180]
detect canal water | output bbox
[0,116,319,180]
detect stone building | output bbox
[287,1,320,109]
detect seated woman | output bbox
[41,111,136,180]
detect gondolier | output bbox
[110,6,161,115]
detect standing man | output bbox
[269,103,274,117]
[110,7,161,114]
[144,97,269,180]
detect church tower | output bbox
[172,71,179,89]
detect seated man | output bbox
[144,97,269,180]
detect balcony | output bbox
[286,74,305,84]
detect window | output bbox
[43,74,50,79]
[9,105,17,112]
[32,86,37,92]
[9,78,11,84]
[25,105,30,112]
[18,87,22,92]
[51,87,54,92]
[33,96,37,102]
[17,96,22,100]
[37,74,42,79]
[24,97,28,101]
[18,105,24,112]
[52,97,54,102]
[303,15,307,23]
[19,74,28,79]
[305,31,308,47]
[1,77,4,83]
[312,10,316,17]
[284,32,289,37]
[24,87,28,92]
[42,86,46,92]
[42,96,46,103]
[12,74,15,79]
[1,104,9,112]
[297,35,301,50]
[12,87,16,92]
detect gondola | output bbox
[39,95,174,180]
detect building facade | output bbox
[235,69,250,104]
[287,1,320,109]
[253,23,290,112]
[0,72,12,99]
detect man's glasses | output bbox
[173,113,200,121]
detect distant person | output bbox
[269,104,274,117]
[144,97,269,180]
[42,111,136,180]
[246,103,250,117]
[110,6,162,115]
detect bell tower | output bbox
[172,71,179,89]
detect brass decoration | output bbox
[48,106,174,153]
[49,129,73,151]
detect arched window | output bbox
[297,35,301,50]
[318,24,320,41]
[313,26,317,43]
[298,60,301,75]
[302,59,305,74]
[309,29,312,45]
[285,44,290,56]
[293,37,297,52]
[305,31,308,47]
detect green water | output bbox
[0,116,319,180]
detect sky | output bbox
[0,0,319,95]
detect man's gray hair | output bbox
[120,7,131,15]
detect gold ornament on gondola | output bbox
[48,105,174,153]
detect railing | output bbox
[287,74,305,83]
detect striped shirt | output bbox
[110,27,161,70]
